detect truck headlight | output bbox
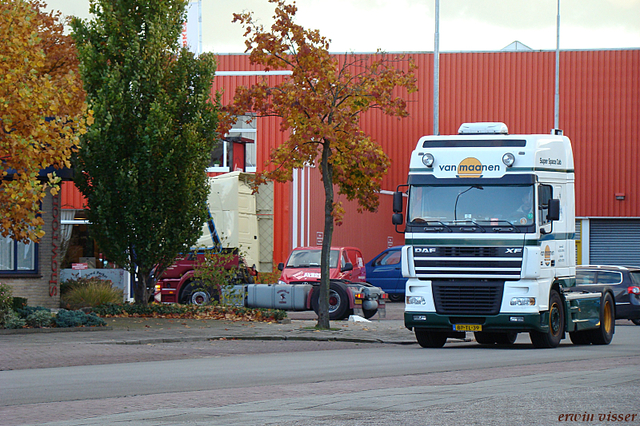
[422,153,434,168]
[502,152,515,167]
[406,296,427,305]
[510,297,536,306]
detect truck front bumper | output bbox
[405,311,549,333]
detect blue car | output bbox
[365,246,406,302]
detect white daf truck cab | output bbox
[393,123,615,348]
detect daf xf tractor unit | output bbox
[392,122,615,348]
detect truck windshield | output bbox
[408,185,534,228]
[286,249,339,268]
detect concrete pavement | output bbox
[0,310,424,371]
[0,314,416,344]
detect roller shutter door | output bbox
[590,219,640,266]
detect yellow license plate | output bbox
[454,324,482,332]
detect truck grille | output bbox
[413,245,523,279]
[432,280,503,315]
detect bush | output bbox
[15,305,50,319]
[253,266,281,284]
[93,302,189,317]
[26,310,54,328]
[3,310,26,329]
[54,309,106,328]
[12,297,27,311]
[61,277,123,309]
[0,283,13,327]
[91,302,287,322]
[193,248,256,306]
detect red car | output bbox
[277,246,366,285]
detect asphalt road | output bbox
[1,313,639,426]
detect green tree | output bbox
[0,0,88,243]
[71,0,218,304]
[225,0,417,328]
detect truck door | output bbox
[346,248,366,282]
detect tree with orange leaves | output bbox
[0,0,89,243]
[225,0,417,328]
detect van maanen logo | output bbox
[438,157,501,178]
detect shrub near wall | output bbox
[61,277,123,310]
[0,283,14,327]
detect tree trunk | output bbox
[132,261,151,306]
[317,141,334,329]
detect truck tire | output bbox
[388,294,404,302]
[530,289,565,348]
[474,332,497,345]
[474,332,517,345]
[495,332,518,345]
[415,329,447,348]
[588,292,615,345]
[179,281,217,305]
[632,319,640,326]
[311,281,350,320]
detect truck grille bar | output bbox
[413,245,523,279]
[432,280,503,315]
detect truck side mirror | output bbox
[393,191,403,213]
[547,199,560,221]
[392,213,404,225]
[277,262,284,271]
[341,262,353,273]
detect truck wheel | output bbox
[632,319,640,326]
[311,281,349,320]
[569,331,591,345]
[530,289,565,348]
[415,329,447,348]
[474,332,497,345]
[588,292,615,345]
[388,294,404,302]
[495,332,518,345]
[179,281,216,305]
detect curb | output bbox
[0,326,113,335]
[98,335,416,346]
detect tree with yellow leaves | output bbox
[225,0,417,329]
[0,0,89,243]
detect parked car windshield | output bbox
[408,184,534,227]
[286,249,339,268]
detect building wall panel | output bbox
[62,49,640,265]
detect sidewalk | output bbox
[1,315,416,345]
[0,315,420,371]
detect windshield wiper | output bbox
[410,220,453,232]
[476,219,520,233]
[446,219,487,232]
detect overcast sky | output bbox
[45,0,640,53]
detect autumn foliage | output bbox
[225,0,417,218]
[0,0,89,243]
[225,0,417,328]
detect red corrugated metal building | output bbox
[63,48,640,267]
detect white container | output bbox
[246,284,311,310]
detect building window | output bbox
[0,236,37,273]
[207,115,256,173]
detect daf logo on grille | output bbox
[415,248,437,253]
[505,248,523,254]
